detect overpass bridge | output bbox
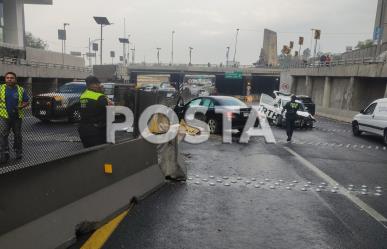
[280,59,387,122]
[94,63,282,96]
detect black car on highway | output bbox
[174,96,254,134]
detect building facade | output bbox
[0,0,52,47]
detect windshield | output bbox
[58,83,86,93]
[217,98,247,107]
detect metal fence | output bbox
[0,81,179,175]
[0,56,92,73]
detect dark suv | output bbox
[32,82,86,122]
[296,95,315,116]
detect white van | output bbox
[352,98,387,144]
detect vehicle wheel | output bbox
[207,118,219,134]
[384,130,387,145]
[69,107,81,123]
[275,115,283,127]
[352,121,362,136]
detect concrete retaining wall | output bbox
[0,138,166,249]
[26,47,85,67]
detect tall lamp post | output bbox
[233,28,240,67]
[119,37,129,65]
[226,46,230,67]
[157,47,161,64]
[188,47,193,66]
[171,30,175,65]
[93,16,112,65]
[63,23,70,54]
[131,45,136,64]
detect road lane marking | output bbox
[81,205,132,249]
[283,146,387,225]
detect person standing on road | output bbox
[0,72,29,163]
[78,75,111,148]
[282,95,300,142]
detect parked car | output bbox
[296,95,316,115]
[352,98,387,145]
[32,82,86,122]
[32,81,132,123]
[260,92,316,128]
[174,96,254,134]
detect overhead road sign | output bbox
[225,71,243,79]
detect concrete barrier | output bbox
[0,138,166,249]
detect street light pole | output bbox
[226,46,230,67]
[171,30,175,65]
[131,45,135,64]
[93,17,111,65]
[233,28,240,66]
[189,47,193,65]
[63,23,69,54]
[157,48,161,64]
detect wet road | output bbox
[104,116,387,249]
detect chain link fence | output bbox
[0,78,181,175]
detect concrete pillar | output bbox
[322,76,331,108]
[343,77,355,110]
[305,76,313,97]
[22,77,33,97]
[129,72,138,84]
[3,0,25,47]
[49,78,58,92]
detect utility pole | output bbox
[226,46,230,67]
[157,47,161,64]
[376,0,386,59]
[131,45,136,64]
[63,23,69,54]
[171,30,175,65]
[233,28,240,66]
[188,47,193,65]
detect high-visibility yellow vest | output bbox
[0,84,24,119]
[80,89,104,101]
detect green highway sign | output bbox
[225,71,243,79]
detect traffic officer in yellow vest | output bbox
[78,75,110,148]
[282,95,300,142]
[0,72,29,163]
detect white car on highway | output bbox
[259,92,316,128]
[352,98,387,144]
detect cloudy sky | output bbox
[25,0,377,65]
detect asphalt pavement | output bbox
[103,116,387,249]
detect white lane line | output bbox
[284,146,387,225]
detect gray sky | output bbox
[25,0,377,65]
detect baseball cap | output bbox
[85,75,100,86]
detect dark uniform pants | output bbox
[0,117,22,155]
[78,125,106,148]
[286,118,296,140]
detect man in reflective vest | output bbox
[0,72,29,163]
[78,75,110,148]
[282,95,300,142]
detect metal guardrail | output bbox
[281,57,386,69]
[0,56,92,73]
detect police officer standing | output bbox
[78,76,110,148]
[282,95,300,142]
[0,72,29,163]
